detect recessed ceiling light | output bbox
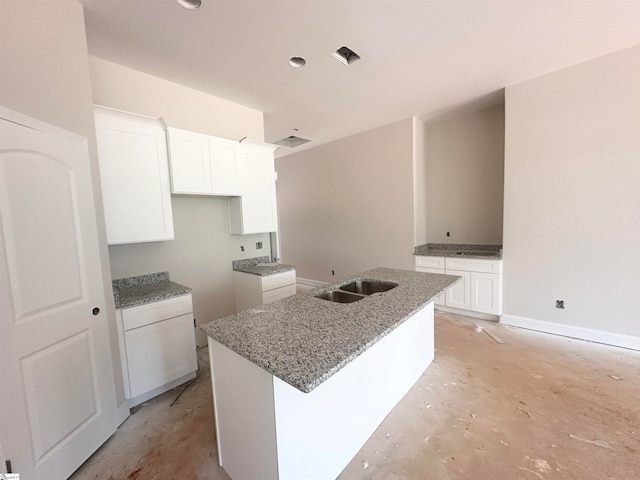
[289,57,306,68]
[177,0,201,10]
[331,46,360,66]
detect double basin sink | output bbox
[315,279,398,304]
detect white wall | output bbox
[502,45,640,347]
[412,117,428,245]
[425,104,505,244]
[275,118,416,282]
[0,0,126,410]
[89,57,269,346]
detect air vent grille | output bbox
[274,136,311,148]
[332,46,361,65]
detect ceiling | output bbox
[79,0,640,156]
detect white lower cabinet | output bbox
[415,267,446,306]
[116,294,197,406]
[415,256,502,317]
[470,272,501,314]
[234,269,297,312]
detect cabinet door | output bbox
[167,128,212,194]
[229,147,278,234]
[445,270,471,310]
[470,273,501,315]
[209,136,240,195]
[124,313,197,399]
[415,267,445,306]
[94,107,174,244]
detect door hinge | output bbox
[6,459,13,473]
[193,318,196,328]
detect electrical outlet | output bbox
[240,245,245,252]
[256,241,263,249]
[556,300,565,309]
[446,231,451,237]
[331,270,335,276]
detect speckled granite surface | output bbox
[112,272,191,309]
[201,267,459,393]
[232,256,296,276]
[414,243,503,259]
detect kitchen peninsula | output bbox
[201,267,459,480]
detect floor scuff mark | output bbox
[569,434,613,449]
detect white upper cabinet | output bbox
[228,140,279,234]
[167,128,212,195]
[209,136,241,195]
[94,106,174,245]
[167,128,241,196]
[167,127,278,234]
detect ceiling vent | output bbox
[274,136,311,148]
[331,46,360,66]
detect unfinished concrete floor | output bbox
[70,312,640,480]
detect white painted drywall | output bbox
[89,57,269,346]
[0,0,126,411]
[413,117,428,245]
[425,104,505,244]
[275,118,415,282]
[503,45,640,340]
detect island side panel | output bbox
[272,302,435,480]
[208,338,279,480]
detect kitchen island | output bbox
[201,267,459,480]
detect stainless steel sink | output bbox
[314,278,398,303]
[315,291,365,303]
[340,280,398,295]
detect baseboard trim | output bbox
[436,306,500,322]
[296,277,327,288]
[117,400,130,427]
[501,315,640,351]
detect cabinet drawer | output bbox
[122,294,193,331]
[262,284,297,304]
[445,257,502,274]
[261,270,296,292]
[415,256,445,269]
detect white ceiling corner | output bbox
[78,0,640,156]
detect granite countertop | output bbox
[232,255,296,276]
[201,267,459,393]
[112,272,191,309]
[414,243,503,260]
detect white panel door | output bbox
[445,269,471,310]
[0,110,117,479]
